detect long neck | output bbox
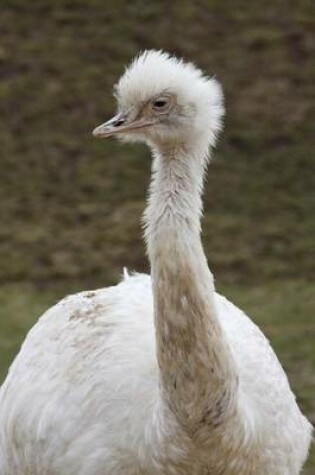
[144,141,238,438]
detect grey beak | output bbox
[92,112,127,138]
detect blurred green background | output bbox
[1,0,314,470]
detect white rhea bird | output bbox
[0,50,312,475]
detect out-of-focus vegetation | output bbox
[0,0,314,471]
[1,0,314,284]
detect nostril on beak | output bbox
[113,118,125,127]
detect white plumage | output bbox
[0,50,312,475]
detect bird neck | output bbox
[144,141,238,438]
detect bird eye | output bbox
[152,96,170,111]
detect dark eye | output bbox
[152,96,170,111]
[154,99,168,108]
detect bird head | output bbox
[93,50,224,150]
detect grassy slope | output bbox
[0,0,314,284]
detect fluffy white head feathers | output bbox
[93,50,224,149]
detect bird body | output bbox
[0,50,312,474]
[0,274,310,475]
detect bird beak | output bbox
[92,111,155,138]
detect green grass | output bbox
[0,0,314,285]
[0,279,314,471]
